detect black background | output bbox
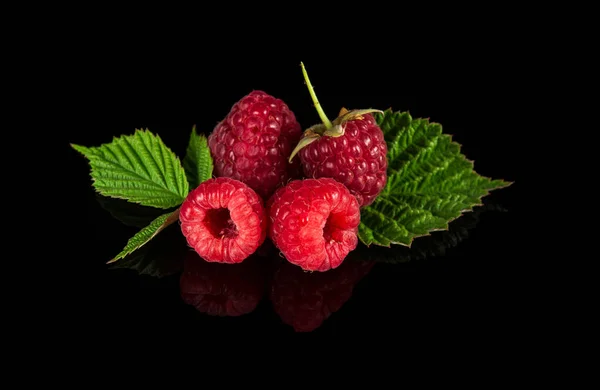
[56,22,525,350]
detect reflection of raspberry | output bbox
[270,259,373,332]
[179,177,266,264]
[180,251,265,316]
[266,178,360,272]
[208,90,302,200]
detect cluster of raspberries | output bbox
[179,90,388,272]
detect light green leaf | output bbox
[358,109,512,247]
[183,125,213,188]
[107,208,180,264]
[71,129,189,209]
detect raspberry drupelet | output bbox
[289,63,388,207]
[208,90,303,200]
[266,178,361,272]
[179,177,267,264]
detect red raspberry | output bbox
[266,178,361,272]
[270,259,374,332]
[289,63,388,207]
[180,251,265,316]
[298,112,387,207]
[208,90,303,200]
[179,177,267,264]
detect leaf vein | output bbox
[136,131,168,188]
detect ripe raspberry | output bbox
[297,112,387,207]
[179,177,267,264]
[270,259,374,332]
[208,90,303,200]
[180,251,265,316]
[267,177,361,272]
[289,63,388,207]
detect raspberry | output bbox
[266,177,361,272]
[208,90,303,200]
[297,112,387,207]
[180,251,265,316]
[270,259,374,332]
[289,63,388,207]
[179,177,267,264]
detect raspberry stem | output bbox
[301,62,332,129]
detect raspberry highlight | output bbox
[267,178,360,271]
[179,177,267,264]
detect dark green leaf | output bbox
[183,125,213,189]
[352,201,504,263]
[358,110,512,247]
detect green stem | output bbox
[300,62,332,129]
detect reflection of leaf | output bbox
[108,226,188,277]
[96,194,175,228]
[351,201,504,264]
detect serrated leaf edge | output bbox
[70,129,189,208]
[359,109,513,248]
[359,181,512,248]
[107,208,181,264]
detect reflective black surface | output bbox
[62,57,519,342]
[89,194,514,336]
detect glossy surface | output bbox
[87,194,514,336]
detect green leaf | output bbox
[71,129,189,209]
[107,208,180,264]
[108,225,187,277]
[358,109,512,247]
[95,194,174,228]
[183,125,213,188]
[351,201,504,263]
